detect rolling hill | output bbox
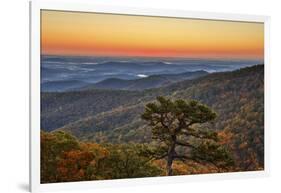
[80,70,208,91]
[41,70,208,92]
[41,80,89,92]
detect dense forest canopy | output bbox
[41,65,264,183]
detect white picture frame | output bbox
[29,0,270,192]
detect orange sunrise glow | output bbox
[41,10,264,59]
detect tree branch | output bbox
[181,131,204,139]
[175,141,197,149]
[180,129,218,141]
[146,153,168,162]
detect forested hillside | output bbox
[41,65,264,172]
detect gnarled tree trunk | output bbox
[166,139,176,176]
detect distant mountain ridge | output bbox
[41,70,208,92]
[41,55,261,92]
[89,61,170,69]
[41,80,89,92]
[80,70,208,91]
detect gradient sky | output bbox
[41,10,264,59]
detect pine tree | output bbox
[141,96,234,176]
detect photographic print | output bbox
[40,10,264,183]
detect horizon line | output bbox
[41,53,264,61]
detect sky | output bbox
[41,10,264,59]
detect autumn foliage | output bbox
[41,131,162,183]
[41,129,236,183]
[41,98,235,183]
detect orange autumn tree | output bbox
[41,131,80,183]
[56,150,94,182]
[41,131,110,182]
[41,131,163,183]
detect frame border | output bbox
[30,0,270,192]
